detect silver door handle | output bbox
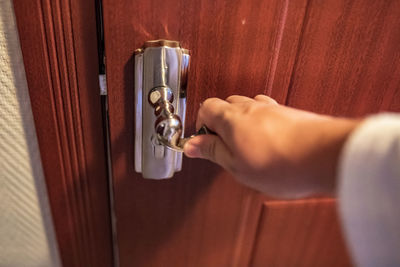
[149,85,184,152]
[134,39,191,179]
[149,86,215,153]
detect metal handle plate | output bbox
[134,40,189,179]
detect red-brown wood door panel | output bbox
[102,0,399,266]
[251,199,350,267]
[102,1,318,266]
[285,0,400,115]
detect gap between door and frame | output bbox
[95,0,120,266]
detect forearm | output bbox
[303,118,360,196]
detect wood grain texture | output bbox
[103,0,351,266]
[268,0,309,102]
[103,0,291,266]
[286,0,400,116]
[231,193,266,267]
[13,0,113,266]
[250,199,351,267]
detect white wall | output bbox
[0,0,61,266]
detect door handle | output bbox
[134,39,190,179]
[149,88,215,152]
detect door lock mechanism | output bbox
[134,40,190,179]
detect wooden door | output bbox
[102,0,400,266]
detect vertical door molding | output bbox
[13,0,113,266]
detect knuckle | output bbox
[225,95,240,102]
[269,98,278,105]
[208,140,217,161]
[200,139,217,162]
[199,98,221,115]
[201,100,230,121]
[254,94,265,99]
[202,97,220,107]
[254,94,278,105]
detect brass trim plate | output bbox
[143,39,180,48]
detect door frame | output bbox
[13,0,113,266]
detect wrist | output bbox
[310,118,361,195]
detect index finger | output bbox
[196,97,232,136]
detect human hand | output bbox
[183,95,359,198]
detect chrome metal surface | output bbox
[157,126,216,152]
[134,40,189,179]
[134,52,143,173]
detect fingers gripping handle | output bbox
[149,86,215,152]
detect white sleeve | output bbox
[338,113,400,267]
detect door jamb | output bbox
[13,0,114,266]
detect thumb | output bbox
[183,134,233,169]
